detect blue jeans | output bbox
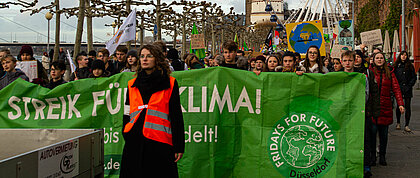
[371,124,389,157]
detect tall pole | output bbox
[53,0,60,62]
[401,0,405,51]
[73,0,85,58]
[173,25,177,49]
[85,0,93,52]
[212,23,216,56]
[140,18,144,46]
[156,0,162,40]
[182,15,186,59]
[126,0,132,50]
[47,20,50,52]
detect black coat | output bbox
[45,78,67,89]
[69,67,91,81]
[394,62,416,98]
[120,70,184,178]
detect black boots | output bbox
[379,155,387,166]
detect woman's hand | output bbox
[175,153,183,162]
[399,106,405,114]
[296,71,304,75]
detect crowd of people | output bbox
[0,39,417,177]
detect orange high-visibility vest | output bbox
[124,76,176,146]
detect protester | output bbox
[221,40,238,69]
[332,58,343,72]
[213,54,223,67]
[45,61,67,89]
[59,47,66,60]
[393,51,416,132]
[41,52,50,73]
[89,59,110,78]
[253,55,266,75]
[115,46,128,72]
[369,52,404,166]
[0,48,11,77]
[121,50,139,73]
[275,51,302,75]
[70,51,91,81]
[185,53,204,70]
[0,54,29,90]
[323,55,333,72]
[203,57,210,68]
[167,48,186,71]
[97,48,117,76]
[299,45,328,73]
[266,55,280,72]
[354,50,368,72]
[19,45,48,82]
[248,58,256,71]
[120,44,184,177]
[237,50,245,56]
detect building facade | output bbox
[246,0,285,25]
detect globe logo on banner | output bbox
[288,23,323,54]
[268,112,337,177]
[280,125,324,168]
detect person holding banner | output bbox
[369,52,405,166]
[0,54,29,90]
[120,44,185,177]
[45,61,67,89]
[266,55,280,72]
[299,45,328,74]
[253,55,267,75]
[393,51,416,132]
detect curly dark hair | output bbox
[137,44,171,77]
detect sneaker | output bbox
[404,126,411,132]
[379,155,387,166]
[396,123,401,130]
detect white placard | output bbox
[331,45,353,59]
[16,61,38,82]
[38,139,79,178]
[360,29,383,46]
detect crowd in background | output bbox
[0,39,417,177]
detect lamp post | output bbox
[45,12,53,53]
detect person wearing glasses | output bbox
[120,44,185,177]
[299,45,329,74]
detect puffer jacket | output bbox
[370,66,404,125]
[394,62,416,98]
[0,69,29,90]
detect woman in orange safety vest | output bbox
[120,44,185,177]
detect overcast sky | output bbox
[0,0,301,43]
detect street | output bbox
[371,84,420,177]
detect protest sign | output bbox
[191,34,205,49]
[16,60,38,82]
[331,45,353,58]
[0,68,365,178]
[286,20,326,56]
[360,29,383,46]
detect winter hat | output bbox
[19,45,34,56]
[91,59,105,71]
[126,50,138,59]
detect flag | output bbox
[190,23,206,59]
[243,41,249,51]
[234,33,238,43]
[265,28,273,48]
[66,50,76,74]
[106,9,137,55]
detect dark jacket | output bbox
[69,67,91,81]
[120,69,184,177]
[0,69,29,90]
[115,61,127,73]
[370,67,404,125]
[394,62,416,98]
[106,60,118,76]
[45,78,67,89]
[365,69,381,119]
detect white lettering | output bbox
[32,99,46,120]
[188,87,200,112]
[92,91,105,116]
[46,98,60,119]
[209,85,233,113]
[68,94,81,118]
[234,87,254,113]
[8,96,21,120]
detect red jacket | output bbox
[371,67,404,125]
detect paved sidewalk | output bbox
[371,87,420,177]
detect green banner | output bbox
[0,68,365,177]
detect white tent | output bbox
[383,30,391,53]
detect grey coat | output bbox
[0,69,29,90]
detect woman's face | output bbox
[323,59,329,66]
[21,53,32,61]
[140,49,156,70]
[307,47,318,62]
[267,57,279,70]
[355,54,362,65]
[333,59,342,72]
[401,53,407,61]
[93,69,103,77]
[374,54,385,67]
[250,61,256,68]
[127,55,138,65]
